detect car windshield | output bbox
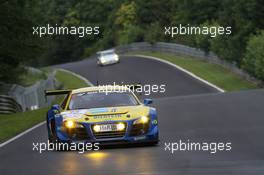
[101,52,115,57]
[68,91,139,110]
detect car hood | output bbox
[60,105,150,123]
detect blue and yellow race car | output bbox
[45,86,159,146]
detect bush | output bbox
[242,31,264,80]
[117,25,143,45]
[145,22,163,44]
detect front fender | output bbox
[149,107,158,135]
[149,107,158,121]
[46,105,62,139]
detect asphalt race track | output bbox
[54,56,218,98]
[1,56,264,175]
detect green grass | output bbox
[0,69,89,143]
[55,69,88,89]
[0,108,48,142]
[134,52,258,91]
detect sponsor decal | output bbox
[63,113,82,119]
[111,108,117,112]
[93,114,122,120]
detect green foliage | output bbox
[114,2,143,45]
[145,22,163,44]
[0,0,49,83]
[117,25,143,45]
[171,0,221,25]
[193,21,219,53]
[1,1,30,83]
[115,1,137,28]
[1,0,264,83]
[242,31,264,80]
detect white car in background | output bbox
[97,49,120,66]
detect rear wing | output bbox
[44,90,71,96]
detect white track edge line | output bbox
[131,54,225,93]
[0,69,93,148]
[0,121,46,148]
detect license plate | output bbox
[98,124,117,132]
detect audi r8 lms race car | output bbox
[45,86,159,146]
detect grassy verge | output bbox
[55,69,88,89]
[0,108,49,143]
[133,52,258,91]
[0,69,89,143]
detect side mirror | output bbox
[51,104,60,114]
[143,98,153,105]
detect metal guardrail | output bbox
[8,74,56,111]
[0,95,22,114]
[116,42,220,60]
[0,72,57,114]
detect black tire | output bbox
[97,60,103,67]
[48,119,57,142]
[151,140,159,145]
[149,132,159,145]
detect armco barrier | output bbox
[0,70,59,114]
[7,74,56,111]
[0,95,22,114]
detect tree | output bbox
[0,0,41,83]
[242,31,264,80]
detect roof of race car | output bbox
[96,49,115,54]
[71,85,131,94]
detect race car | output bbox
[96,49,120,66]
[45,86,159,146]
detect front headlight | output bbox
[100,57,106,63]
[93,125,101,132]
[64,120,83,129]
[133,116,149,125]
[116,123,126,131]
[65,120,74,128]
